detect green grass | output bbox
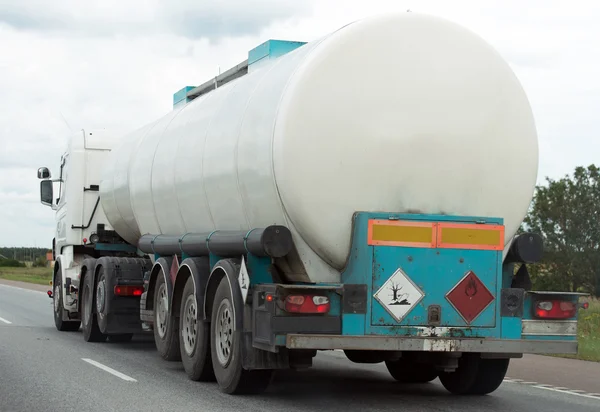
[547,298,600,362]
[0,266,53,285]
[566,298,600,362]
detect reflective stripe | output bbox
[367,220,435,248]
[521,320,577,336]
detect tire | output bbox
[108,334,134,343]
[153,272,181,361]
[53,273,81,332]
[81,272,106,342]
[439,354,509,395]
[385,359,438,383]
[469,358,510,395]
[179,276,215,381]
[211,276,273,394]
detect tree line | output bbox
[522,164,600,297]
[0,247,49,267]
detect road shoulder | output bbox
[0,278,49,293]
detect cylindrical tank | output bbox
[100,12,538,282]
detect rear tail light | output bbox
[284,295,330,314]
[534,300,577,319]
[114,285,144,297]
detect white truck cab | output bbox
[38,129,122,327]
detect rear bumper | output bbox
[285,334,577,354]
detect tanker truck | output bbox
[37,12,585,396]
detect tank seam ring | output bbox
[206,230,218,254]
[150,234,160,255]
[243,229,257,254]
[179,233,192,255]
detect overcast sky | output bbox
[0,0,598,247]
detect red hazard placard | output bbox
[446,270,494,324]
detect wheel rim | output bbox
[156,283,168,338]
[83,285,91,325]
[215,298,234,367]
[96,278,106,314]
[53,283,61,313]
[182,295,198,356]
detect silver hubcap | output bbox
[83,286,91,324]
[96,279,106,314]
[215,299,234,367]
[54,284,60,312]
[182,295,197,356]
[156,284,168,338]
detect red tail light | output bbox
[534,300,577,319]
[285,295,330,314]
[114,285,144,297]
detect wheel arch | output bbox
[147,257,174,312]
[203,258,242,330]
[171,257,210,318]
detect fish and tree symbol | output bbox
[388,281,411,306]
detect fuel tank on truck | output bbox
[100,12,538,283]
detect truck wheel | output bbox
[468,358,510,395]
[153,273,181,361]
[211,276,273,394]
[385,359,438,383]
[439,355,509,395]
[53,274,81,332]
[81,272,106,342]
[95,270,110,333]
[179,276,215,381]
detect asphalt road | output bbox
[1,281,599,412]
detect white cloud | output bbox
[0,0,311,41]
[0,0,599,246]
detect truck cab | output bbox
[38,129,131,329]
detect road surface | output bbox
[1,280,599,412]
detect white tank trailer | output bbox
[39,12,586,397]
[99,12,538,283]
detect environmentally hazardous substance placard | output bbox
[374,267,424,322]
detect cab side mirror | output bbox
[38,167,51,179]
[40,180,53,206]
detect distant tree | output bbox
[0,259,26,268]
[33,256,48,268]
[523,165,600,296]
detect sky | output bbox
[0,0,598,247]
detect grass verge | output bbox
[0,266,53,286]
[549,297,600,362]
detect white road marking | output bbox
[322,352,599,400]
[0,284,47,295]
[531,384,600,400]
[504,377,600,400]
[0,316,12,324]
[81,358,137,382]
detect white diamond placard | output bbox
[373,267,424,322]
[238,256,250,304]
